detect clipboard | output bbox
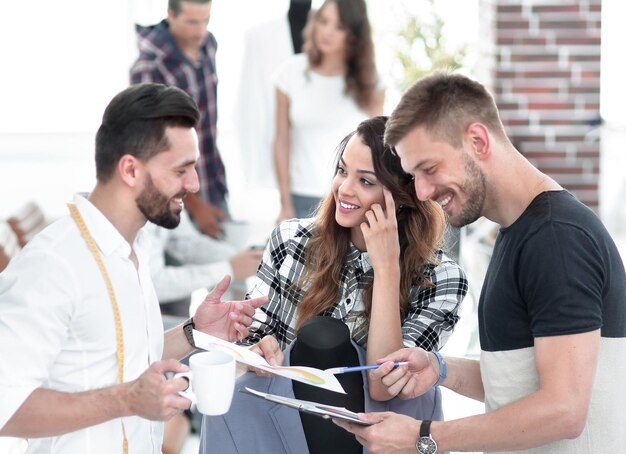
[240,387,374,426]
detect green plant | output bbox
[394,0,467,92]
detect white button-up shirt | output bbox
[0,194,164,453]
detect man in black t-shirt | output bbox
[335,72,626,454]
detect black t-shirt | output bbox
[479,190,626,352]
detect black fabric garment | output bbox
[291,316,363,454]
[288,0,311,53]
[479,190,626,352]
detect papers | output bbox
[241,387,373,426]
[193,330,346,394]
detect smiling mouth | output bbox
[339,200,360,210]
[437,194,453,210]
[172,194,186,209]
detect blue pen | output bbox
[326,361,409,375]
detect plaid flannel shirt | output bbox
[244,218,468,351]
[130,20,227,206]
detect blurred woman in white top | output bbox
[273,0,384,222]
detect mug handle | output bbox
[174,371,195,404]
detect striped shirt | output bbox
[243,218,468,351]
[130,20,227,206]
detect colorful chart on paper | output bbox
[193,330,345,393]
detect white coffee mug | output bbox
[176,350,236,415]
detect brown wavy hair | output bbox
[303,0,378,110]
[295,116,446,329]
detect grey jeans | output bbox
[291,193,321,219]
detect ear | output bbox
[466,123,491,161]
[117,154,143,188]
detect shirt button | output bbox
[346,298,351,304]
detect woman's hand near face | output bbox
[361,189,404,401]
[361,188,400,273]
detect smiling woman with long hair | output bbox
[247,116,467,401]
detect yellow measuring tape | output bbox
[68,203,128,454]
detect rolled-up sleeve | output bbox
[0,250,78,430]
[401,252,468,350]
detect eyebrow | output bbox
[175,158,197,169]
[409,159,432,172]
[339,157,377,177]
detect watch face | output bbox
[417,436,437,454]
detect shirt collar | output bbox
[72,193,135,258]
[345,243,372,274]
[157,19,211,64]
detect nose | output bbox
[413,177,435,201]
[186,168,200,194]
[192,24,208,40]
[317,22,332,38]
[338,177,355,197]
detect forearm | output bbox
[273,89,292,209]
[435,331,599,451]
[368,89,385,116]
[433,389,583,452]
[442,355,484,401]
[0,386,127,437]
[163,322,195,360]
[273,141,291,207]
[366,266,403,400]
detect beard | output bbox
[448,153,487,228]
[136,174,184,229]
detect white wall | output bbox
[0,0,480,221]
[0,0,136,218]
[0,0,622,253]
[0,1,292,219]
[600,0,626,255]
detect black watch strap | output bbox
[420,420,432,437]
[183,317,196,348]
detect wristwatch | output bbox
[183,317,196,348]
[415,420,437,454]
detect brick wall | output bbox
[488,0,602,210]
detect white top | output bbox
[481,338,626,453]
[275,53,374,198]
[0,194,165,453]
[236,16,293,188]
[145,210,235,302]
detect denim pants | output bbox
[291,193,321,218]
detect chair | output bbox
[7,202,47,247]
[0,221,20,272]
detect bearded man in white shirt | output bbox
[0,83,281,453]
